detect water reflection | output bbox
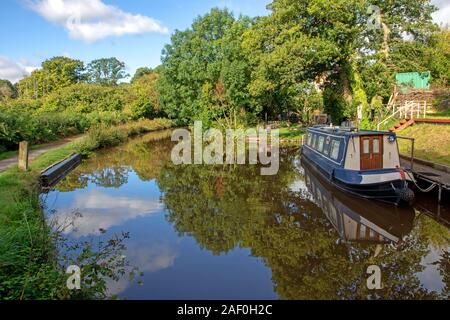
[42,132,450,299]
[302,160,415,245]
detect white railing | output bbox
[377,107,402,131]
[377,100,427,131]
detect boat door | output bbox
[360,136,383,170]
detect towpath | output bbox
[0,135,84,172]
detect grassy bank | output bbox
[0,118,173,299]
[397,123,450,166]
[278,126,305,141]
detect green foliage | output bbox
[0,71,165,152]
[74,118,173,156]
[86,58,129,85]
[243,0,363,119]
[0,109,89,148]
[17,57,84,99]
[131,67,153,84]
[0,80,17,101]
[41,83,126,113]
[158,8,254,126]
[128,71,161,120]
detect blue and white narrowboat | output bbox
[301,125,415,205]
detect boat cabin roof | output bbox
[308,125,395,137]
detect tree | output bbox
[17,56,84,99]
[242,0,441,124]
[0,79,17,101]
[86,58,129,85]
[242,0,364,122]
[131,67,153,84]
[128,70,160,119]
[158,8,254,126]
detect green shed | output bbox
[395,72,431,91]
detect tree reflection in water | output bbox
[53,134,449,299]
[157,148,449,299]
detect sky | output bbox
[0,0,448,84]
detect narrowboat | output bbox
[301,125,415,205]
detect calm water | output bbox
[41,131,450,299]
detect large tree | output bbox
[243,0,365,121]
[17,56,84,99]
[243,0,441,124]
[158,8,255,126]
[86,58,129,85]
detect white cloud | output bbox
[27,0,169,43]
[432,0,450,27]
[105,243,179,296]
[51,189,164,237]
[0,56,37,83]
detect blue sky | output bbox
[0,0,271,83]
[0,0,448,84]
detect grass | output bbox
[0,145,44,161]
[377,117,401,132]
[278,126,305,140]
[425,109,450,119]
[0,144,77,299]
[397,123,450,166]
[0,118,173,299]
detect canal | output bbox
[41,130,450,299]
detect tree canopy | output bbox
[17,56,84,99]
[86,58,129,85]
[157,2,448,126]
[0,79,17,101]
[158,9,255,126]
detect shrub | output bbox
[74,118,173,155]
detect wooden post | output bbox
[18,141,29,171]
[438,185,442,204]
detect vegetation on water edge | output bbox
[0,58,162,152]
[397,123,450,166]
[0,118,173,299]
[74,118,173,156]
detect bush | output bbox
[0,110,90,148]
[74,118,173,155]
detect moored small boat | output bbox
[301,125,415,205]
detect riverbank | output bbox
[397,123,450,166]
[0,135,84,172]
[0,118,173,299]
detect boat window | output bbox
[363,139,370,154]
[318,136,325,152]
[330,139,341,160]
[323,136,330,156]
[307,133,312,146]
[314,134,320,150]
[373,138,380,154]
[311,134,316,148]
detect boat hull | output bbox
[301,150,413,206]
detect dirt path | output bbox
[0,135,84,172]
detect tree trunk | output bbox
[381,13,390,59]
[339,65,353,105]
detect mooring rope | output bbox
[405,170,438,193]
